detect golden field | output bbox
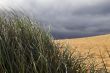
[56,34,110,70]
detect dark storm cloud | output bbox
[0,0,110,39]
[46,1,110,39]
[74,1,110,15]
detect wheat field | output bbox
[56,34,110,70]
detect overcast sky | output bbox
[0,0,110,39]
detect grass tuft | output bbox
[0,11,108,73]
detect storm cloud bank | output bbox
[0,0,110,39]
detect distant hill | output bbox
[56,34,110,70]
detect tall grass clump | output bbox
[0,11,106,73]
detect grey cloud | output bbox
[1,0,110,39]
[17,0,110,39]
[74,1,110,15]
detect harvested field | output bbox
[56,34,110,70]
